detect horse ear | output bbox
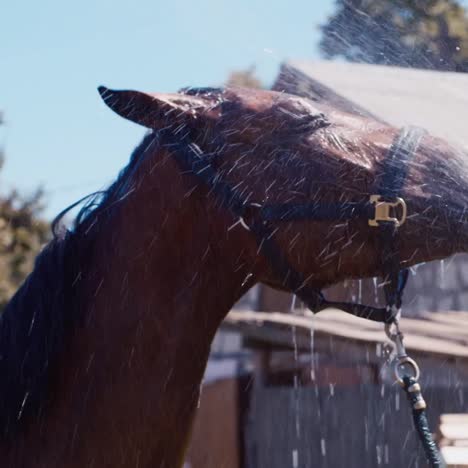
[97,86,203,130]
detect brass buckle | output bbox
[368,195,407,227]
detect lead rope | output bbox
[385,315,446,467]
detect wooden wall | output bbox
[185,378,240,468]
[245,384,468,468]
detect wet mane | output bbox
[0,132,158,439]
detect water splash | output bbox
[440,259,446,289]
[320,438,327,457]
[290,295,300,465]
[373,277,379,304]
[292,449,298,468]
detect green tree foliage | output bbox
[0,116,49,310]
[320,0,468,71]
[226,66,263,88]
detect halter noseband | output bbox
[159,125,426,324]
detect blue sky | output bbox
[1,0,335,219]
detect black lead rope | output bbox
[386,322,446,467]
[404,376,445,467]
[159,125,444,467]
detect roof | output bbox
[223,309,468,360]
[276,60,468,150]
[271,60,468,316]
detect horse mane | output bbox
[0,131,158,439]
[0,86,333,440]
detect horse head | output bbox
[1,85,465,468]
[98,85,468,296]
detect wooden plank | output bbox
[440,446,468,466]
[441,414,468,423]
[438,414,468,448]
[185,379,240,468]
[423,311,468,327]
[439,424,468,445]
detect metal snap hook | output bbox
[385,315,421,385]
[394,356,421,386]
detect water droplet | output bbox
[292,449,299,468]
[320,438,327,456]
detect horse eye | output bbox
[294,114,329,134]
[275,104,329,135]
[179,87,224,97]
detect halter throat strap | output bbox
[160,125,425,323]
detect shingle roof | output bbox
[224,309,468,359]
[277,60,468,150]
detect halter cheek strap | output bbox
[375,126,426,310]
[159,125,426,324]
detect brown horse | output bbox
[0,86,467,467]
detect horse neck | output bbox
[16,150,256,467]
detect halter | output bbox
[159,124,445,466]
[159,125,426,324]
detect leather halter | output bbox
[159,125,426,323]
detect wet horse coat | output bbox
[0,87,467,467]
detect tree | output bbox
[226,66,263,88]
[0,115,49,310]
[320,0,468,72]
[0,112,4,167]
